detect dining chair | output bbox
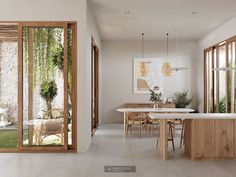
[180,120,185,148]
[126,112,148,138]
[156,120,175,151]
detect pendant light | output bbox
[172,29,188,72]
[161,33,189,77]
[139,33,148,77]
[162,0,188,77]
[141,33,144,58]
[161,33,173,77]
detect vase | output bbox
[153,103,158,109]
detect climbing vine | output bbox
[52,28,73,103]
[23,27,73,102]
[23,27,65,83]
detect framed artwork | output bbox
[133,58,164,94]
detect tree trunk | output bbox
[46,101,52,111]
[46,101,52,119]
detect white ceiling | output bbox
[89,0,236,40]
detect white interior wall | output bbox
[196,17,236,112]
[0,0,101,152]
[101,40,197,123]
[86,4,102,126]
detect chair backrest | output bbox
[43,108,64,119]
[125,103,151,108]
[42,118,64,132]
[125,103,175,108]
[157,103,176,108]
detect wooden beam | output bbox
[216,46,219,113]
[70,23,77,151]
[28,28,34,145]
[18,24,23,148]
[226,44,229,113]
[0,24,18,41]
[212,49,215,112]
[63,24,68,149]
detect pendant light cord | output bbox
[166,33,169,60]
[142,33,144,58]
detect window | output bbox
[204,36,236,113]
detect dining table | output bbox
[116,107,195,160]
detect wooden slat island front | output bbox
[149,113,236,160]
[185,119,236,160]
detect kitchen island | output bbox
[149,113,236,160]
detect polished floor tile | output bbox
[0,124,236,177]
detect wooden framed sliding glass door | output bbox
[204,36,236,113]
[0,21,77,152]
[17,22,76,152]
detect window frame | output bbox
[204,36,236,113]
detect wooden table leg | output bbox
[124,112,127,136]
[159,119,168,160]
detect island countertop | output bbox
[148,113,236,119]
[117,108,194,113]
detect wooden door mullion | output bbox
[63,24,69,149]
[18,24,23,148]
[28,28,34,145]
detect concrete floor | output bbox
[0,123,236,177]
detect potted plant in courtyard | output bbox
[172,90,192,108]
[149,87,162,109]
[40,80,58,112]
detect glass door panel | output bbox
[0,24,18,149]
[218,45,227,113]
[206,50,213,112]
[228,42,236,113]
[67,27,72,146]
[213,48,219,112]
[19,24,68,150]
[67,23,77,149]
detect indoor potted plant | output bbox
[172,90,192,108]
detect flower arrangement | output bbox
[149,86,162,109]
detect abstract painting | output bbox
[133,58,164,94]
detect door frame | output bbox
[18,22,68,151]
[91,37,99,135]
[0,21,77,153]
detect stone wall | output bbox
[0,42,18,122]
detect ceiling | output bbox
[89,0,236,40]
